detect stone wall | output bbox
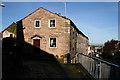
[77,34,88,55]
[70,25,78,63]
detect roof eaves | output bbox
[70,20,88,39]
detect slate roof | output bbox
[2,22,17,35]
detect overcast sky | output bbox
[1,2,118,45]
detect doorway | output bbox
[33,39,40,48]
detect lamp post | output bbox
[0,4,5,7]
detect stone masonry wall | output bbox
[21,8,70,57]
[70,25,78,63]
[77,34,88,55]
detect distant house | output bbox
[115,41,120,49]
[88,45,103,55]
[4,8,88,63]
[88,45,94,54]
[2,22,16,38]
[0,32,2,40]
[0,32,2,47]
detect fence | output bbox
[77,53,120,80]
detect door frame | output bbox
[32,37,41,48]
[33,39,40,48]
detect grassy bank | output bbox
[57,59,94,79]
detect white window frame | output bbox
[34,20,41,28]
[49,37,57,48]
[49,19,56,28]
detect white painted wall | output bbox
[3,30,16,38]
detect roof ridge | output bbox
[20,7,69,21]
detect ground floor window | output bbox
[49,38,56,48]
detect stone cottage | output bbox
[4,8,88,63]
[2,22,16,38]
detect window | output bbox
[49,38,56,48]
[73,48,74,50]
[10,34,13,37]
[34,20,41,28]
[49,19,56,28]
[73,32,74,34]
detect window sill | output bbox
[49,47,57,48]
[34,27,41,28]
[49,27,56,29]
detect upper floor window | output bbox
[49,37,56,48]
[34,20,41,28]
[49,19,56,28]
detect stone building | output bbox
[3,8,88,63]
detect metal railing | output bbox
[77,53,120,80]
